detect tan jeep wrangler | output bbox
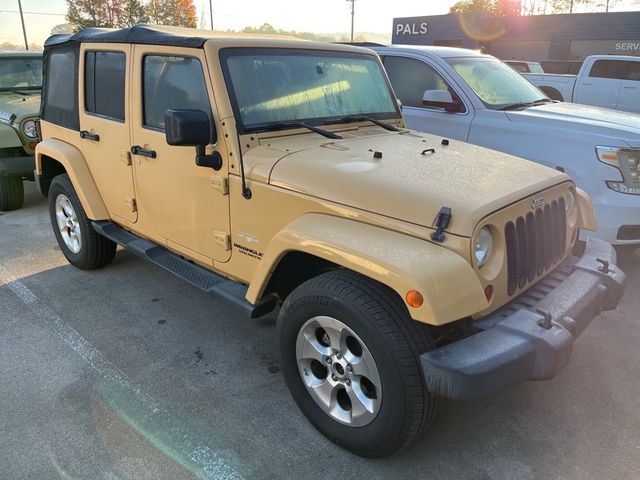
[36,25,625,457]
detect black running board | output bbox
[93,221,277,318]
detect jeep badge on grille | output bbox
[531,197,544,209]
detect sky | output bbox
[1,0,639,47]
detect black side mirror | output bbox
[164,109,222,170]
[422,90,464,113]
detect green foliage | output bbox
[146,0,196,28]
[66,0,194,31]
[240,23,367,43]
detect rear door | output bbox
[617,60,640,114]
[78,44,137,223]
[130,45,231,264]
[574,59,623,110]
[381,54,473,141]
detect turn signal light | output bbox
[405,290,424,308]
[28,141,37,150]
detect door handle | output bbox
[581,83,592,86]
[623,86,636,89]
[131,145,157,158]
[80,130,100,141]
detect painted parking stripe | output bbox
[0,263,244,480]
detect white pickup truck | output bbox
[522,55,640,114]
[371,45,640,245]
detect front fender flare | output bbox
[247,214,489,326]
[35,138,109,220]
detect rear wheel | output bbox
[278,270,437,457]
[48,174,116,270]
[0,175,24,211]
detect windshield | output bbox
[221,48,400,132]
[446,57,547,109]
[0,57,42,90]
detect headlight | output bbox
[22,119,37,138]
[474,226,493,267]
[596,146,640,195]
[565,190,574,213]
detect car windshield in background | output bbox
[447,57,548,109]
[528,63,544,74]
[221,49,400,132]
[0,57,43,90]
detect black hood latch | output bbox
[431,207,452,243]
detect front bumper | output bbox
[420,237,625,400]
[0,154,34,177]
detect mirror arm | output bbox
[195,144,223,171]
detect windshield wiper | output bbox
[325,115,400,132]
[498,98,552,111]
[0,87,41,95]
[247,121,342,139]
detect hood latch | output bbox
[431,207,452,243]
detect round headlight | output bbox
[565,190,575,213]
[475,226,493,267]
[22,119,37,139]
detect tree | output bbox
[450,0,524,15]
[51,23,74,35]
[66,0,149,30]
[147,0,197,27]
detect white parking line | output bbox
[0,263,245,480]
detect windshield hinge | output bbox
[431,207,452,243]
[210,176,229,195]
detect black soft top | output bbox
[44,24,211,49]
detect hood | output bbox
[261,131,568,237]
[0,91,41,123]
[506,102,640,143]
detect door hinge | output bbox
[121,150,132,166]
[125,197,137,212]
[214,231,231,251]
[210,176,229,195]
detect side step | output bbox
[92,221,277,318]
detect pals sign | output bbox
[395,22,428,36]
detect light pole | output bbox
[347,0,356,42]
[17,0,29,50]
[209,0,213,30]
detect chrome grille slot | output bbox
[505,198,567,296]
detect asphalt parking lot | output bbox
[1,183,639,480]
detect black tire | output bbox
[48,174,116,270]
[0,175,25,211]
[540,86,564,102]
[278,270,437,457]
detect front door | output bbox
[381,55,473,141]
[78,44,137,223]
[130,45,231,264]
[574,59,623,110]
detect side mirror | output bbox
[422,90,463,113]
[164,109,222,170]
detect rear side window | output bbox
[142,56,211,130]
[42,48,79,130]
[85,51,125,121]
[589,60,640,80]
[383,56,449,109]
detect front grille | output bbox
[505,198,566,296]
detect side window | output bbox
[589,60,629,80]
[85,51,126,121]
[383,56,452,109]
[143,56,211,131]
[42,48,79,130]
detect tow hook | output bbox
[596,258,610,274]
[536,309,553,329]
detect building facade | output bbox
[391,12,640,62]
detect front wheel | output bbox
[48,174,116,270]
[0,175,24,211]
[278,270,437,457]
